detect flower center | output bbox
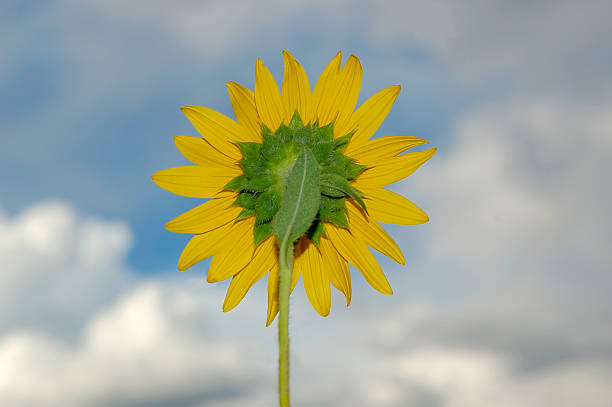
[223,111,368,247]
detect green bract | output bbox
[223,111,368,247]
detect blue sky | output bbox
[2,0,470,272]
[1,1,612,406]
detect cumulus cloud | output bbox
[0,201,132,334]
[0,201,273,406]
[0,283,267,407]
[366,0,612,93]
[414,98,612,271]
[1,196,611,406]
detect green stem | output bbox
[278,240,293,407]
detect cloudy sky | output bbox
[1,1,611,406]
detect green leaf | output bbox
[254,222,272,246]
[236,208,256,220]
[223,174,247,191]
[320,173,368,212]
[233,192,257,209]
[272,147,321,246]
[255,190,281,224]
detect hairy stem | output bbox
[278,240,293,407]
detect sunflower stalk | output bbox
[278,239,293,407]
[272,146,320,406]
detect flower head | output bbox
[152,51,436,325]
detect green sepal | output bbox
[236,208,256,220]
[245,173,276,192]
[318,123,334,143]
[324,151,352,176]
[334,132,353,153]
[255,190,281,224]
[288,110,303,130]
[324,209,349,228]
[237,142,262,160]
[293,126,313,145]
[319,196,346,219]
[320,173,368,212]
[223,174,247,192]
[307,220,326,246]
[240,157,263,178]
[276,124,293,143]
[262,123,274,138]
[345,162,368,180]
[348,186,368,214]
[272,147,321,245]
[254,222,272,246]
[262,133,283,161]
[320,173,350,197]
[233,192,257,209]
[311,142,334,164]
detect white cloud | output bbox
[368,345,612,407]
[366,0,612,92]
[415,98,612,270]
[0,198,611,406]
[0,283,265,407]
[0,201,132,333]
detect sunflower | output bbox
[152,51,436,325]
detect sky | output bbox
[1,1,612,406]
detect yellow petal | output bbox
[312,52,342,126]
[354,148,437,189]
[343,85,401,153]
[319,236,351,306]
[165,195,241,234]
[346,203,405,265]
[266,255,301,326]
[174,136,240,169]
[325,223,393,295]
[226,81,261,142]
[358,186,429,225]
[207,218,256,283]
[281,51,313,124]
[177,222,234,271]
[332,55,363,138]
[348,136,429,163]
[255,59,284,131]
[181,106,246,159]
[294,238,330,317]
[152,166,240,198]
[223,236,277,312]
[266,266,279,326]
[354,148,436,188]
